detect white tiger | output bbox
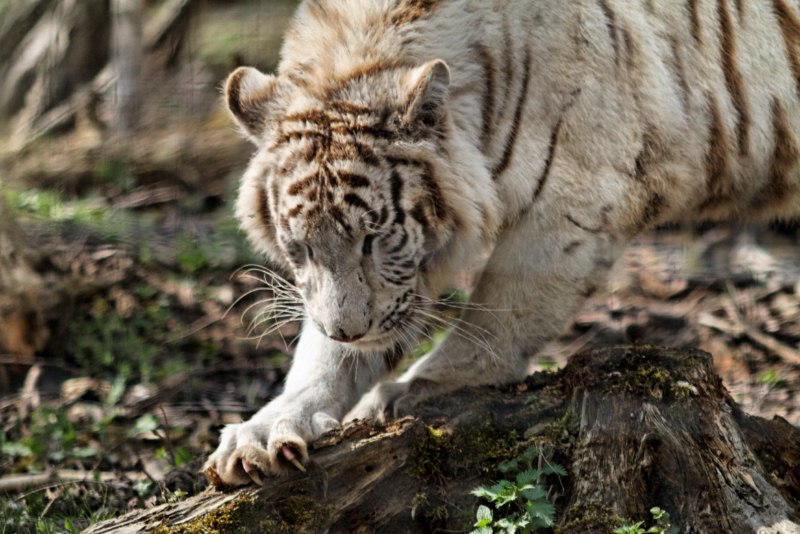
[204,0,800,488]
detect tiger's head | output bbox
[227,59,462,351]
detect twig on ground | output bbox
[0,470,148,494]
[698,310,800,366]
[18,364,42,419]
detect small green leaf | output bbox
[105,375,126,406]
[472,486,491,498]
[487,480,513,498]
[526,500,555,526]
[1,442,33,457]
[495,517,519,533]
[515,468,538,486]
[475,505,493,527]
[613,523,645,534]
[173,446,192,467]
[492,483,518,507]
[519,486,548,502]
[498,458,519,473]
[71,446,98,458]
[130,414,159,436]
[133,479,153,499]
[519,446,539,461]
[544,462,568,477]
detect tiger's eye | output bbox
[306,244,315,260]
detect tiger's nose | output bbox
[327,321,371,343]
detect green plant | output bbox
[176,232,210,274]
[614,507,677,534]
[68,296,185,384]
[0,477,117,533]
[758,369,781,389]
[471,446,566,534]
[96,156,134,192]
[1,407,99,471]
[3,187,109,224]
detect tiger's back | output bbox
[270,0,800,237]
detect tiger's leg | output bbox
[204,323,389,487]
[346,202,627,422]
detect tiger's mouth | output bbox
[338,318,415,353]
[342,331,396,351]
[347,307,426,353]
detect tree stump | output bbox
[84,346,800,533]
[0,199,49,360]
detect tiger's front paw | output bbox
[344,381,415,423]
[345,378,455,424]
[203,412,340,489]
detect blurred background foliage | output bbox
[0,1,306,531]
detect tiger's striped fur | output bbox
[205,0,800,509]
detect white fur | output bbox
[205,0,800,488]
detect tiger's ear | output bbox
[401,59,451,130]
[225,67,280,140]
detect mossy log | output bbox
[85,346,800,533]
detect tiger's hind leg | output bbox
[345,191,629,422]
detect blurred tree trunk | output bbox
[0,0,110,137]
[110,0,143,133]
[0,0,55,70]
[84,346,800,534]
[0,0,197,147]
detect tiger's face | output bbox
[270,144,430,350]
[229,60,455,351]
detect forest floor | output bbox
[0,1,798,530]
[1,175,798,532]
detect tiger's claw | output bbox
[281,445,307,472]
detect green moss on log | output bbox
[155,492,333,533]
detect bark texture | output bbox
[0,0,197,144]
[110,0,143,133]
[84,346,800,533]
[0,0,110,136]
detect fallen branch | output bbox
[699,311,800,365]
[0,470,148,494]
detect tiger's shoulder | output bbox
[233,0,800,279]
